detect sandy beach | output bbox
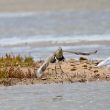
[0,57,110,86]
[0,0,110,86]
[0,0,110,12]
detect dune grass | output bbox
[0,54,37,79]
[0,54,36,67]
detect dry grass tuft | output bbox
[0,54,37,79]
[0,54,36,67]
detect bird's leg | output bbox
[47,68,50,74]
[47,68,51,75]
[58,62,64,73]
[55,64,58,78]
[51,68,54,74]
[57,62,64,79]
[52,67,55,76]
[47,65,53,75]
[50,64,55,75]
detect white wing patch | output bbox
[35,55,52,78]
[97,57,110,67]
[36,62,49,78]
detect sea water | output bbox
[0,10,110,60]
[0,81,110,110]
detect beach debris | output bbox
[36,47,97,78]
[97,57,110,67]
[71,68,77,71]
[79,57,88,61]
[94,70,99,73]
[52,95,63,101]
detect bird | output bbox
[97,57,110,67]
[36,47,97,78]
[36,47,65,78]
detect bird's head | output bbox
[58,47,62,52]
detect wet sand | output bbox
[0,58,110,86]
[0,0,110,12]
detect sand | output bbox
[0,58,110,86]
[0,0,110,12]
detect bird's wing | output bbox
[36,61,49,78]
[97,57,110,67]
[63,50,97,56]
[35,55,54,78]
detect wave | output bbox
[0,10,109,18]
[0,11,70,18]
[0,12,37,18]
[0,34,110,47]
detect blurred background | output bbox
[0,0,110,60]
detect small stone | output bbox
[71,68,76,71]
[94,70,98,73]
[79,57,88,61]
[79,78,87,82]
[94,74,100,78]
[41,78,47,80]
[83,65,87,67]
[70,64,75,66]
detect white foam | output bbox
[0,34,110,46]
[0,12,36,18]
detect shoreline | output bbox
[1,40,110,48]
[0,58,110,86]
